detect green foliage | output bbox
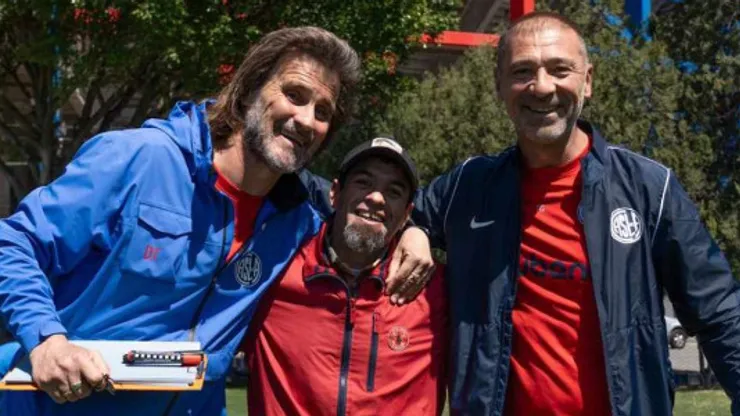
[376,46,514,182]
[300,0,460,179]
[1,0,265,189]
[376,0,739,274]
[651,0,740,273]
[0,0,459,195]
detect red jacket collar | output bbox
[301,222,396,289]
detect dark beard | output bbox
[242,102,308,174]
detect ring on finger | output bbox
[70,382,84,393]
[52,390,67,403]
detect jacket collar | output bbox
[142,100,215,186]
[578,119,608,186]
[510,119,607,185]
[266,171,311,212]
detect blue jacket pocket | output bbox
[120,203,193,282]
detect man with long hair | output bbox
[0,27,431,415]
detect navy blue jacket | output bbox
[412,121,740,415]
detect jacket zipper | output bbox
[496,175,523,412]
[497,232,522,411]
[187,204,233,340]
[580,172,617,414]
[337,286,356,416]
[305,272,356,416]
[162,203,230,416]
[366,311,379,392]
[305,272,384,415]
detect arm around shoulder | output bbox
[411,161,470,250]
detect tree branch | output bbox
[0,95,39,138]
[79,76,103,123]
[25,62,43,117]
[0,119,40,157]
[0,158,25,204]
[37,66,53,141]
[74,61,158,145]
[95,87,105,105]
[0,63,33,104]
[128,76,161,127]
[72,83,134,148]
[98,84,137,133]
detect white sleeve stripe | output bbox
[652,168,671,246]
[606,146,669,171]
[443,157,474,236]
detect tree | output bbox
[0,0,458,200]
[376,0,738,274]
[377,1,681,176]
[651,0,740,273]
[290,0,461,178]
[376,45,513,180]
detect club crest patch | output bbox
[235,252,262,287]
[610,207,643,244]
[387,326,410,351]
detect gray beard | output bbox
[342,222,387,256]
[242,102,308,174]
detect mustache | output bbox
[278,120,313,146]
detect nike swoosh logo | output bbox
[470,217,495,229]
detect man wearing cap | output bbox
[0,27,435,416]
[243,137,448,415]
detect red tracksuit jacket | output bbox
[244,223,448,415]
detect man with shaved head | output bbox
[408,11,740,415]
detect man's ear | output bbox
[330,179,341,208]
[584,63,594,98]
[403,202,414,224]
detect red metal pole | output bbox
[418,31,500,48]
[509,0,535,21]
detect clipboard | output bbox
[0,340,207,392]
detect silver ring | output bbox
[70,382,84,392]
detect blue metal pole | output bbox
[51,2,65,159]
[624,0,651,39]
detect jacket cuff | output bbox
[16,320,67,353]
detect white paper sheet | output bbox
[3,340,202,386]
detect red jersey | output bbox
[244,223,448,415]
[214,168,262,261]
[505,143,611,415]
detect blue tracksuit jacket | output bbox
[0,101,323,415]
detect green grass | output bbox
[226,387,731,415]
[226,387,247,415]
[674,389,731,416]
